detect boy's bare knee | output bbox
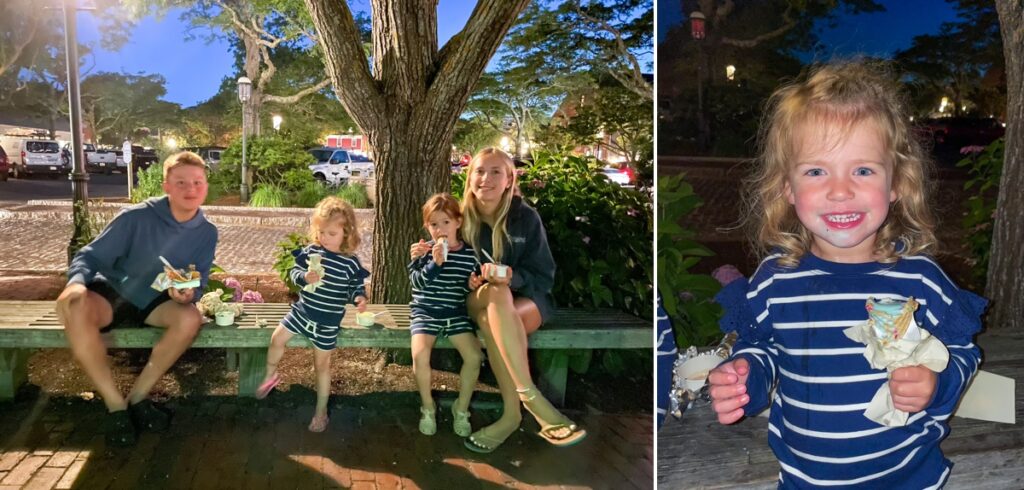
[413,349,432,368]
[314,354,331,371]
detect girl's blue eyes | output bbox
[803,167,876,176]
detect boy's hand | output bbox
[890,365,937,413]
[708,357,751,425]
[169,286,195,304]
[304,270,321,285]
[431,241,446,266]
[354,295,367,313]
[468,272,485,290]
[410,240,431,260]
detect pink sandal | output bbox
[308,413,329,433]
[255,373,281,400]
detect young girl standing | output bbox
[256,196,369,433]
[407,193,484,437]
[708,62,986,489]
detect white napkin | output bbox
[843,298,949,427]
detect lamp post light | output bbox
[272,114,282,132]
[690,11,709,151]
[237,76,252,202]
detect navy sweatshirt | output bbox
[67,196,218,308]
[473,196,556,321]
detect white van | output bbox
[0,137,68,178]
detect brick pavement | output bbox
[0,202,375,275]
[0,394,653,489]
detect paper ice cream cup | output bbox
[215,311,236,326]
[356,311,375,327]
[678,354,724,392]
[494,264,508,279]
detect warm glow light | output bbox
[272,115,283,131]
[166,137,178,149]
[939,97,949,113]
[726,65,736,81]
[500,136,510,151]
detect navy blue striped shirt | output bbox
[407,241,478,318]
[290,245,369,325]
[717,252,986,489]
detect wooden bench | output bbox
[0,301,651,405]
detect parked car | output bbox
[0,144,9,181]
[309,161,351,186]
[116,146,159,176]
[83,144,118,174]
[600,166,632,187]
[1,138,67,179]
[185,146,226,171]
[309,147,376,177]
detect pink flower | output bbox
[530,179,545,189]
[712,265,744,286]
[223,277,243,301]
[240,290,265,303]
[626,208,640,217]
[515,168,526,176]
[582,236,591,244]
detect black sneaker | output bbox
[128,399,171,432]
[105,410,137,447]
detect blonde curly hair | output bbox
[309,196,360,255]
[745,60,936,267]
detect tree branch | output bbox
[720,5,796,48]
[0,17,39,79]
[574,3,652,100]
[426,0,531,122]
[263,78,332,104]
[304,0,384,130]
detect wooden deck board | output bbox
[657,330,1024,489]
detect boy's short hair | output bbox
[163,151,207,180]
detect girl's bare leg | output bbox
[411,333,437,410]
[262,325,293,383]
[312,349,332,417]
[468,288,522,442]
[448,332,484,413]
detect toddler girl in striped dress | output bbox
[708,61,986,489]
[256,196,369,433]
[407,193,484,437]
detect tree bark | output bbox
[305,0,529,303]
[989,1,1024,330]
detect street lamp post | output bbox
[690,11,709,151]
[63,0,91,263]
[237,76,252,202]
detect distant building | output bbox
[324,133,368,156]
[550,74,652,166]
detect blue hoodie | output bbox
[67,196,219,309]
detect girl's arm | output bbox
[926,289,987,416]
[716,272,779,415]
[349,257,370,302]
[289,248,310,288]
[509,208,555,294]
[407,254,443,290]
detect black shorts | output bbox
[86,280,171,332]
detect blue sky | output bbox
[657,0,960,60]
[75,1,475,107]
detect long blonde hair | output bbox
[309,196,360,255]
[747,60,936,267]
[460,147,517,262]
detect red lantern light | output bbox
[690,11,706,40]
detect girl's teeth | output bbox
[826,214,859,223]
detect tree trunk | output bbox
[989,1,1024,330]
[306,0,530,303]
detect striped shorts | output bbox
[281,308,340,351]
[410,315,475,338]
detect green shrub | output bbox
[273,231,312,293]
[292,180,331,208]
[220,134,315,189]
[281,168,317,192]
[336,182,371,208]
[451,169,467,199]
[516,151,652,319]
[131,164,165,203]
[657,173,722,348]
[207,161,241,203]
[249,184,288,208]
[958,138,1004,288]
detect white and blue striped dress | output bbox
[716,252,986,489]
[283,244,369,350]
[407,242,479,337]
